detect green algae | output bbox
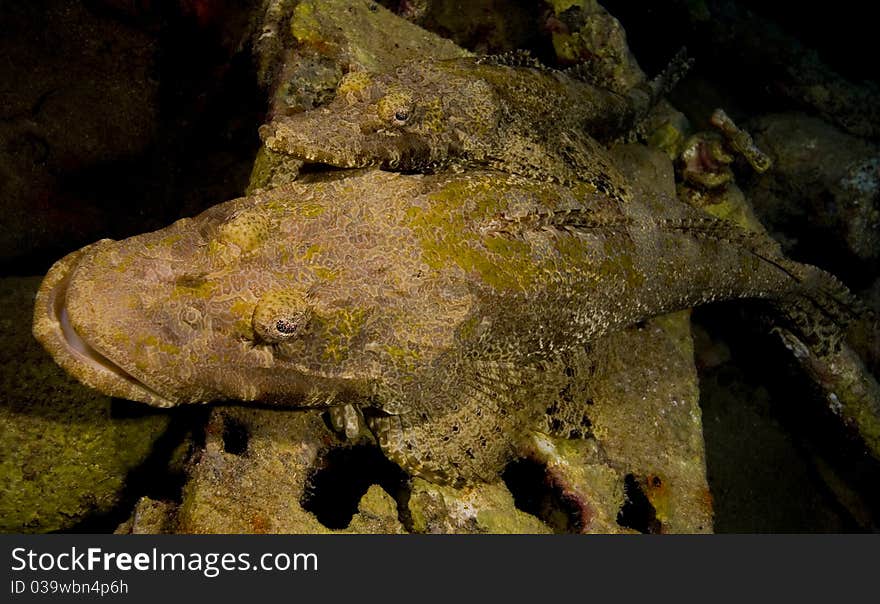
[317,307,369,363]
[406,179,540,291]
[247,146,302,193]
[407,478,551,534]
[1,277,171,532]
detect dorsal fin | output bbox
[570,48,693,143]
[563,47,692,98]
[562,61,601,85]
[645,48,693,101]
[652,215,784,260]
[474,49,548,70]
[481,207,632,236]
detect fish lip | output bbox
[32,243,177,408]
[262,119,374,168]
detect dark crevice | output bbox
[693,303,878,532]
[503,457,586,534]
[296,161,349,175]
[301,445,411,530]
[221,414,249,456]
[616,474,662,534]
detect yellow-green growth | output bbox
[420,98,446,134]
[318,307,368,363]
[218,212,273,253]
[648,123,688,160]
[336,71,373,99]
[406,179,543,291]
[296,203,326,218]
[230,299,256,339]
[301,243,323,262]
[137,335,180,356]
[382,343,422,371]
[290,1,322,44]
[172,276,217,300]
[312,266,338,281]
[548,0,591,13]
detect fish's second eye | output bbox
[377,91,414,126]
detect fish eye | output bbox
[253,290,312,343]
[255,309,311,343]
[274,315,307,337]
[377,91,414,127]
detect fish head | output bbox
[261,60,502,171]
[33,173,476,409]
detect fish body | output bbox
[33,163,850,483]
[259,55,670,202]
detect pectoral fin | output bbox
[328,403,367,440]
[368,361,564,485]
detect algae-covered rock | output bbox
[517,435,629,534]
[177,408,331,534]
[115,497,178,535]
[543,0,645,92]
[290,0,468,71]
[347,485,407,534]
[263,0,467,116]
[0,277,170,533]
[744,112,880,263]
[407,478,552,534]
[644,100,692,160]
[177,406,407,534]
[587,313,713,533]
[678,181,767,235]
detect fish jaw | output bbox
[261,110,450,172]
[32,242,179,408]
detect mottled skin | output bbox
[259,54,680,203]
[34,163,854,485]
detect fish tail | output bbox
[771,262,866,355]
[657,215,864,352]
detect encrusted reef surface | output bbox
[131,312,708,535]
[117,0,712,534]
[6,0,880,534]
[0,278,171,533]
[743,113,880,265]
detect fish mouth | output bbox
[260,119,374,168]
[32,244,176,408]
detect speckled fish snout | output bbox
[32,240,178,408]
